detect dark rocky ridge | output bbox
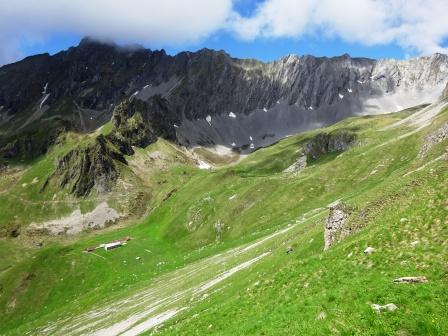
[1,38,448,159]
[43,99,162,196]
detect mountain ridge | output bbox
[1,38,448,160]
[0,38,448,147]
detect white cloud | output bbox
[0,0,448,66]
[0,36,23,66]
[0,0,233,65]
[231,0,448,55]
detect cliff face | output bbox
[1,38,448,158]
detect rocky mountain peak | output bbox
[1,39,448,160]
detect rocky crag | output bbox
[304,131,356,159]
[43,99,163,196]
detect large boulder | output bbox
[324,201,353,250]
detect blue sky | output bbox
[2,0,448,65]
[21,30,407,63]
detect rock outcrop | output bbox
[418,122,448,158]
[324,202,353,250]
[42,99,172,197]
[283,155,307,173]
[43,135,125,197]
[107,100,157,155]
[304,131,356,159]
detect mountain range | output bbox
[1,37,448,159]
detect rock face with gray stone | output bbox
[324,202,352,250]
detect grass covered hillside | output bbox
[0,103,447,335]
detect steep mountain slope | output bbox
[0,99,446,335]
[1,38,448,158]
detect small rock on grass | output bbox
[364,246,375,255]
[393,276,428,283]
[371,303,398,313]
[316,311,327,320]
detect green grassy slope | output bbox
[0,105,447,335]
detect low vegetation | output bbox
[0,105,447,335]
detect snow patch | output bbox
[249,143,255,149]
[206,115,212,126]
[347,88,353,93]
[339,93,344,99]
[228,112,236,118]
[263,107,268,112]
[40,94,50,109]
[197,160,211,170]
[308,106,313,110]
